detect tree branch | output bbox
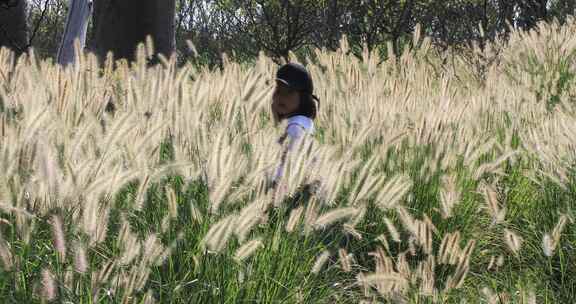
[26,0,51,50]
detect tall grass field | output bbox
[0,19,575,303]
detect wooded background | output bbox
[1,0,575,66]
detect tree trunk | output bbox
[0,0,29,56]
[153,0,176,60]
[57,0,92,66]
[92,0,176,63]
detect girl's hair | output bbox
[287,92,318,120]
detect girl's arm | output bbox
[285,123,306,151]
[269,123,306,189]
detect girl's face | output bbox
[272,82,300,118]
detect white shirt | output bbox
[272,115,315,184]
[284,115,315,149]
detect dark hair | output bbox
[275,63,319,120]
[286,92,318,120]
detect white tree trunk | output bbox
[57,0,92,66]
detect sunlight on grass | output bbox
[0,18,575,303]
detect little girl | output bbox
[269,63,320,188]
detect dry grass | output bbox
[0,17,575,303]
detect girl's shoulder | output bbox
[286,115,314,136]
[286,123,305,139]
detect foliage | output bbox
[4,0,574,67]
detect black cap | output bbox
[276,63,315,94]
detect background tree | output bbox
[0,0,29,56]
[175,0,253,66]
[216,0,325,61]
[12,0,576,66]
[548,0,576,23]
[514,0,550,29]
[310,0,346,51]
[343,0,416,56]
[92,0,176,63]
[28,0,70,59]
[416,1,500,51]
